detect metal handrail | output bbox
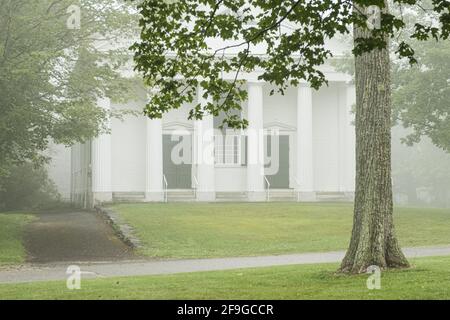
[193,175,199,199]
[264,175,270,202]
[163,174,168,203]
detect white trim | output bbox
[163,121,194,131]
[264,121,296,132]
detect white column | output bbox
[345,83,356,199]
[338,83,347,193]
[195,86,215,201]
[247,82,265,201]
[92,97,113,204]
[145,118,164,202]
[296,85,316,201]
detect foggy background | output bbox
[1,0,449,211]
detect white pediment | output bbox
[163,121,194,131]
[264,121,296,132]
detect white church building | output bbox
[49,36,356,206]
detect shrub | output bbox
[0,163,60,211]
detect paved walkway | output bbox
[24,211,136,263]
[1,246,450,284]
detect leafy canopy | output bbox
[0,0,137,175]
[131,0,450,129]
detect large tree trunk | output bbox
[339,2,410,274]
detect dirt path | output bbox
[24,211,136,263]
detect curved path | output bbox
[1,245,450,284]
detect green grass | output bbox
[1,256,450,299]
[0,213,34,266]
[111,202,450,259]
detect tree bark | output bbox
[339,2,410,274]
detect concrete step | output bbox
[113,192,145,202]
[269,189,297,201]
[216,192,247,202]
[167,189,196,202]
[110,190,351,203]
[316,192,349,202]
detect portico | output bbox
[82,74,356,205]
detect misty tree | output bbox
[0,0,138,177]
[332,4,450,171]
[393,40,450,153]
[332,5,450,154]
[391,38,450,208]
[131,0,450,273]
[392,128,450,207]
[0,163,59,210]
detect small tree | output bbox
[131,0,450,273]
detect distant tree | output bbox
[392,128,450,207]
[332,4,450,152]
[132,0,450,273]
[0,0,138,177]
[334,10,450,206]
[393,40,450,153]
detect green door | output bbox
[266,135,290,189]
[163,134,192,189]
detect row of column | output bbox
[91,82,355,203]
[245,82,318,201]
[141,82,318,202]
[144,86,217,202]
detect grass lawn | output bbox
[1,256,449,299]
[111,202,450,259]
[0,213,34,266]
